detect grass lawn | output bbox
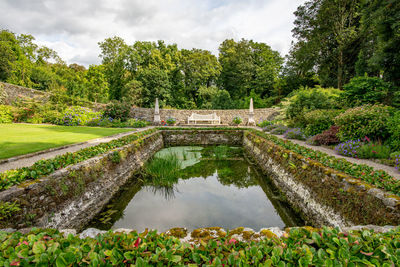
[0,123,134,159]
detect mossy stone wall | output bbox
[243,131,400,227]
[161,129,243,146]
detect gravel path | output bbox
[0,126,155,173]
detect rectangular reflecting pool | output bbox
[87,146,304,232]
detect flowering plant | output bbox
[58,106,100,126]
[335,139,363,158]
[232,116,242,125]
[166,117,176,125]
[283,128,307,140]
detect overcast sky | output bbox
[0,0,306,67]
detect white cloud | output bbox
[0,0,307,67]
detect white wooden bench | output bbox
[187,113,220,124]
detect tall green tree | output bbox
[98,36,128,100]
[218,39,282,103]
[181,48,221,106]
[290,0,362,89]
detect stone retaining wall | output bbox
[0,131,163,230]
[131,107,279,125]
[1,82,50,104]
[0,82,105,111]
[243,131,400,227]
[161,129,243,146]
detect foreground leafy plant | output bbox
[0,227,399,266]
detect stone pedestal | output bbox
[247,98,256,126]
[248,112,255,126]
[153,98,161,125]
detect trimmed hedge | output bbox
[0,129,157,191]
[0,227,399,266]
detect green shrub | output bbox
[270,125,288,135]
[232,116,242,125]
[357,143,391,159]
[263,124,278,132]
[49,87,95,108]
[257,120,273,127]
[283,128,307,140]
[284,86,342,120]
[103,101,130,122]
[58,106,100,126]
[125,118,148,128]
[386,111,400,150]
[342,76,392,106]
[28,114,44,124]
[12,105,36,122]
[166,117,176,125]
[334,104,392,141]
[390,151,400,159]
[0,105,13,123]
[41,109,62,124]
[303,109,343,136]
[311,126,340,146]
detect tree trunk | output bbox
[338,49,343,89]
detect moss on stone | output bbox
[167,227,187,238]
[260,229,277,238]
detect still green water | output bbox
[88,146,303,232]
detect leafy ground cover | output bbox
[0,128,156,191]
[0,124,134,159]
[0,227,399,266]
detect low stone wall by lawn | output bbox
[0,131,163,230]
[131,107,279,125]
[243,131,400,227]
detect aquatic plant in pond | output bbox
[201,146,242,159]
[214,145,229,159]
[143,153,181,187]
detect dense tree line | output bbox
[0,30,283,109]
[98,38,283,108]
[287,0,400,90]
[1,0,398,109]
